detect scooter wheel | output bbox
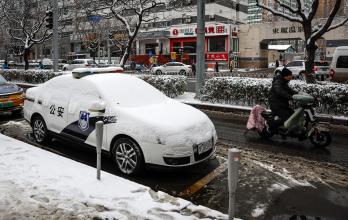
[258,127,274,139]
[309,131,331,148]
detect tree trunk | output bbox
[120,40,133,68]
[305,43,317,84]
[24,49,30,70]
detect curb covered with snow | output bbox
[0,134,231,220]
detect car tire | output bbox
[275,70,281,75]
[11,109,22,116]
[63,67,67,71]
[179,70,186,75]
[156,70,162,75]
[31,115,51,144]
[112,138,144,176]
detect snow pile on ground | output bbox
[0,134,229,220]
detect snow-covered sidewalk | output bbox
[0,134,230,220]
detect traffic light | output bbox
[45,10,53,29]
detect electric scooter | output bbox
[259,93,332,148]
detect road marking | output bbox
[179,161,228,198]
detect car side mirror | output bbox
[163,64,166,67]
[89,101,106,113]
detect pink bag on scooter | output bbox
[246,105,266,132]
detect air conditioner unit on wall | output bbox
[185,17,192,23]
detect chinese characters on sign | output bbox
[171,24,230,37]
[272,26,303,34]
[50,105,64,118]
[206,53,228,61]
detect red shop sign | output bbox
[206,53,228,61]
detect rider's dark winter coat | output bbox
[269,74,297,112]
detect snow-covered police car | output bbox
[24,73,217,175]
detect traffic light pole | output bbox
[196,0,205,98]
[52,0,59,72]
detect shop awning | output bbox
[268,44,294,51]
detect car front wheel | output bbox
[155,70,162,75]
[32,116,51,144]
[179,70,186,75]
[112,138,144,176]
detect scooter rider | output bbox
[269,68,298,130]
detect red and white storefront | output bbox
[169,23,233,67]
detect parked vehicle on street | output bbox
[329,46,348,83]
[258,93,331,148]
[24,73,217,175]
[62,59,97,71]
[151,62,192,75]
[0,74,24,115]
[275,60,330,80]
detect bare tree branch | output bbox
[256,0,303,23]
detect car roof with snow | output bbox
[42,73,167,107]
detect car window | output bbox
[287,61,302,67]
[43,75,100,99]
[91,75,167,107]
[87,60,97,65]
[72,60,83,64]
[166,63,173,66]
[337,56,348,68]
[314,61,329,66]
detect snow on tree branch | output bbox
[255,0,303,23]
[310,0,344,43]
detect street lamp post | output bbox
[52,0,59,72]
[196,0,205,98]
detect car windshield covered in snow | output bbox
[87,74,168,107]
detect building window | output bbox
[183,42,196,53]
[145,43,157,55]
[208,37,226,52]
[173,42,181,53]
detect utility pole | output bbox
[196,0,206,97]
[52,0,59,72]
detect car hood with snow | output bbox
[118,100,217,146]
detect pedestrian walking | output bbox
[275,59,279,68]
[2,60,9,70]
[191,62,196,76]
[37,61,44,69]
[215,61,219,72]
[229,60,234,72]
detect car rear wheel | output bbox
[32,115,51,144]
[63,67,68,71]
[112,138,144,176]
[155,70,162,75]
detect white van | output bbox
[329,46,348,83]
